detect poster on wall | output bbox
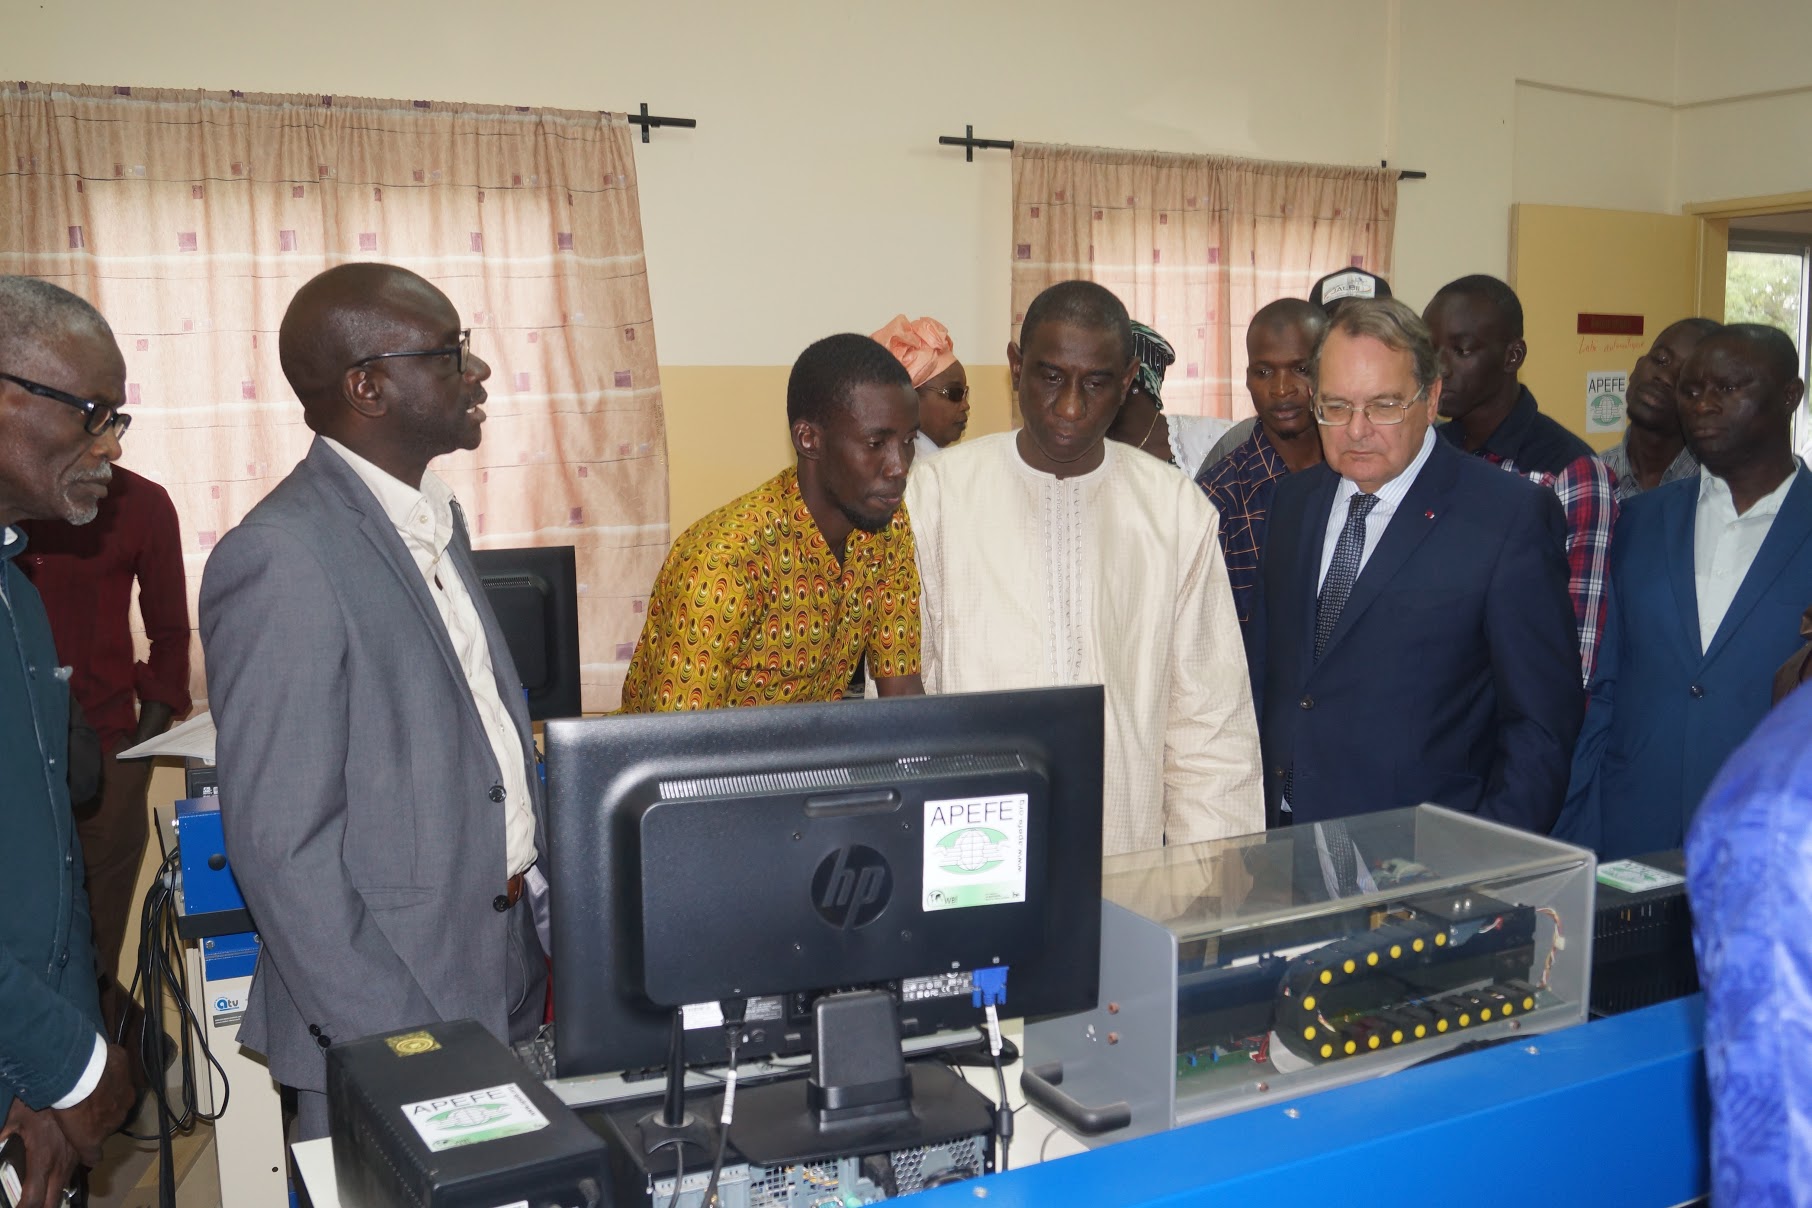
[1586,371,1628,434]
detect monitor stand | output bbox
[634,1010,716,1162]
[729,990,996,1168]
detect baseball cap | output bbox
[1309,268,1392,314]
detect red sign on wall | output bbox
[1577,314,1645,336]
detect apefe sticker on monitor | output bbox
[401,1082,548,1152]
[923,793,1029,911]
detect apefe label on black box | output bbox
[402,1082,548,1152]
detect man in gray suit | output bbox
[201,264,547,1140]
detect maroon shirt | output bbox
[20,466,192,752]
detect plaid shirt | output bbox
[1439,387,1617,685]
[1197,425,1290,626]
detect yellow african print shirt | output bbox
[619,468,921,711]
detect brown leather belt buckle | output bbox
[495,873,526,912]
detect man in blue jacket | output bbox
[0,277,137,1208]
[1558,323,1812,858]
[1250,298,1582,871]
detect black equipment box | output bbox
[1590,850,1698,1016]
[327,1019,610,1208]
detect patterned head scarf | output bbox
[1129,321,1176,410]
[870,315,957,388]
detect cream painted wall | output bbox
[1676,94,1812,207]
[1513,84,1675,214]
[1393,0,1681,309]
[2,0,1394,367]
[1675,0,1812,101]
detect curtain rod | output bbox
[627,102,696,143]
[935,127,1426,180]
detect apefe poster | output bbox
[922,793,1029,911]
[1587,370,1628,434]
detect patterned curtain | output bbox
[0,81,670,711]
[1011,143,1396,421]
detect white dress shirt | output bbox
[320,438,538,877]
[1694,464,1803,653]
[1318,427,1438,590]
[913,430,942,464]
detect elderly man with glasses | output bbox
[199,263,548,1141]
[0,276,138,1208]
[1247,299,1582,891]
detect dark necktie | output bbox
[1284,493,1379,895]
[1315,492,1379,661]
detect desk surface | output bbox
[293,1001,1707,1206]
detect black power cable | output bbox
[121,848,231,1208]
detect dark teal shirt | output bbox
[1,525,105,1111]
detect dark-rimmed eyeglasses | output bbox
[918,383,970,404]
[1314,389,1426,427]
[350,329,472,376]
[0,371,132,438]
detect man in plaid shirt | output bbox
[1199,298,1328,626]
[1426,276,1615,684]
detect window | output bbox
[1726,229,1812,454]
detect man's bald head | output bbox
[278,263,451,415]
[1719,323,1801,385]
[277,264,488,487]
[1248,298,1327,347]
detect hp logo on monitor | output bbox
[812,845,892,929]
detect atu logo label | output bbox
[811,845,892,930]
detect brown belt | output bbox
[495,873,525,912]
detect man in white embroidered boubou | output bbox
[905,280,1263,859]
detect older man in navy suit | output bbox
[1557,324,1812,858]
[1249,299,1582,890]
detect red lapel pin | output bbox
[1425,510,1435,519]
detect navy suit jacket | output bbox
[1249,437,1583,831]
[1554,469,1812,858]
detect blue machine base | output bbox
[912,996,1708,1206]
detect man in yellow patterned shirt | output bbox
[620,333,925,711]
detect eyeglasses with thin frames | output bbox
[918,383,970,404]
[0,371,132,438]
[349,329,472,376]
[1313,389,1427,427]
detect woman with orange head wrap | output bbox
[870,315,969,459]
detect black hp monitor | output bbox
[470,545,582,721]
[545,686,1105,1079]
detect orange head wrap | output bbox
[870,315,957,388]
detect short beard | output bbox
[60,469,111,525]
[837,497,895,534]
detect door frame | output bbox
[1685,190,1812,321]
